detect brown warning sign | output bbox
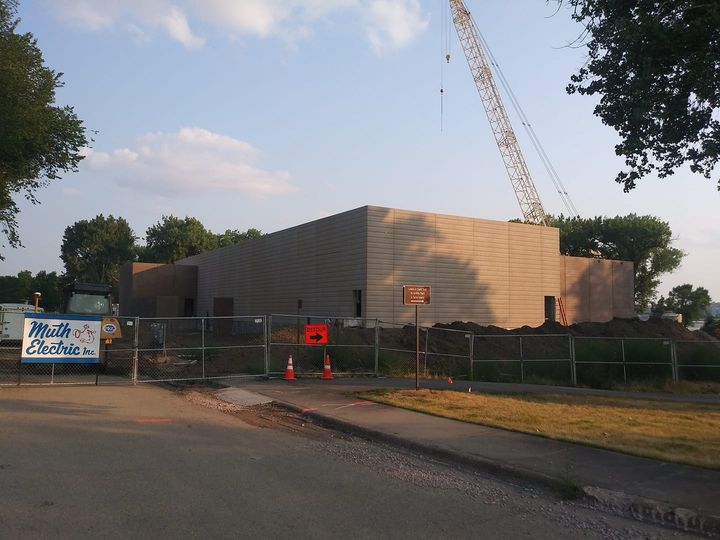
[402,285,431,305]
[304,324,329,344]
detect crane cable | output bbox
[468,11,580,219]
[440,0,453,131]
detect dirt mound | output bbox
[702,321,720,340]
[436,317,701,341]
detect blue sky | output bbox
[4,0,719,302]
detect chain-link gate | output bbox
[136,316,267,383]
[268,315,378,376]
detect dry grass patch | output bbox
[358,389,720,470]
[611,380,720,394]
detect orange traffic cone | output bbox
[283,355,296,381]
[321,354,333,380]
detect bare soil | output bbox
[436,317,703,341]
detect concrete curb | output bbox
[272,398,720,538]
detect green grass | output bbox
[358,388,720,470]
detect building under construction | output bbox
[120,206,634,327]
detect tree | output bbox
[61,215,137,292]
[653,284,711,327]
[557,1,720,191]
[0,269,61,309]
[215,228,263,248]
[0,270,31,303]
[0,0,87,258]
[142,216,217,263]
[550,214,684,311]
[31,270,61,311]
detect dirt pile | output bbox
[702,321,720,340]
[435,317,702,341]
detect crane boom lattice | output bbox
[448,0,548,226]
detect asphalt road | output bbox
[0,384,694,539]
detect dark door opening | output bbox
[544,296,556,322]
[353,290,362,318]
[183,298,195,317]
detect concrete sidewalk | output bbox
[225,378,720,536]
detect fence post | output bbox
[519,336,524,383]
[469,334,474,382]
[132,317,139,385]
[569,334,577,386]
[621,338,627,385]
[671,340,679,383]
[263,315,269,377]
[267,314,273,376]
[423,328,429,377]
[201,317,206,379]
[374,319,380,376]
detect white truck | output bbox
[0,303,44,344]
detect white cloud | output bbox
[364,0,428,53]
[48,0,205,50]
[46,0,429,52]
[161,7,205,49]
[82,127,296,197]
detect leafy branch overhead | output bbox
[557,0,720,190]
[0,0,87,258]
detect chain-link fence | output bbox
[377,322,473,379]
[2,313,719,388]
[573,337,673,387]
[136,316,266,383]
[675,340,720,382]
[268,315,377,376]
[471,334,573,385]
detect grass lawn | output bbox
[358,389,720,470]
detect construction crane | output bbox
[447,0,574,323]
[447,0,549,226]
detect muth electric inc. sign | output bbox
[21,313,102,363]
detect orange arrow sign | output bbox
[304,324,329,344]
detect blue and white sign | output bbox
[21,313,102,364]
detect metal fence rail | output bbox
[136,316,267,383]
[268,314,378,376]
[2,313,719,387]
[471,334,573,385]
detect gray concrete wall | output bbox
[177,207,368,317]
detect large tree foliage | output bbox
[215,228,263,248]
[142,216,218,263]
[0,0,87,258]
[558,1,720,190]
[0,269,62,310]
[61,215,136,291]
[141,216,263,262]
[550,214,684,311]
[653,284,711,327]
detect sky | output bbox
[3,0,719,302]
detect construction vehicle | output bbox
[61,282,113,316]
[447,0,575,322]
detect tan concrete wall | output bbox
[366,206,560,327]
[119,262,197,317]
[167,206,633,328]
[560,256,635,323]
[178,207,367,317]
